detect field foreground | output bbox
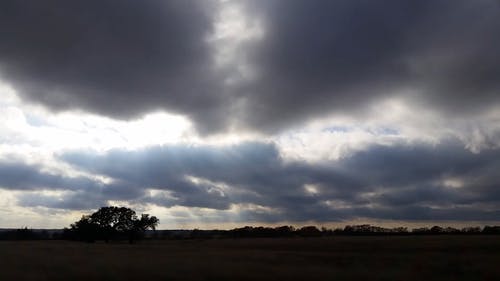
[1,236,499,281]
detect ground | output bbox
[1,236,499,280]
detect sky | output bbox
[1,0,500,229]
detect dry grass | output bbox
[1,236,499,281]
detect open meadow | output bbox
[1,236,499,281]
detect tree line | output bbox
[0,227,54,240]
[2,224,500,241]
[2,206,500,241]
[155,224,500,239]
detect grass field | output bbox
[1,236,499,281]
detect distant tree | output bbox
[412,227,430,234]
[430,226,444,234]
[443,227,460,234]
[482,225,500,234]
[297,226,321,237]
[333,227,344,234]
[68,206,159,243]
[130,214,160,242]
[275,225,295,237]
[462,226,481,234]
[392,227,409,234]
[69,215,99,242]
[12,227,39,240]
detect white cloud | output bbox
[0,81,193,152]
[275,97,500,163]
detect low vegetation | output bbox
[1,236,500,281]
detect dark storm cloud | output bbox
[60,143,296,209]
[1,1,500,133]
[55,140,500,221]
[2,142,500,221]
[235,0,500,131]
[0,0,232,132]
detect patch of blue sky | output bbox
[322,126,352,133]
[369,127,400,136]
[322,126,399,136]
[25,114,48,128]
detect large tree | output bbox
[68,206,159,243]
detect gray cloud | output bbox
[0,160,154,209]
[1,1,499,134]
[235,0,500,131]
[0,0,232,132]
[0,161,99,191]
[53,140,500,221]
[17,191,107,210]
[2,140,500,221]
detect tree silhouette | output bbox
[68,206,159,243]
